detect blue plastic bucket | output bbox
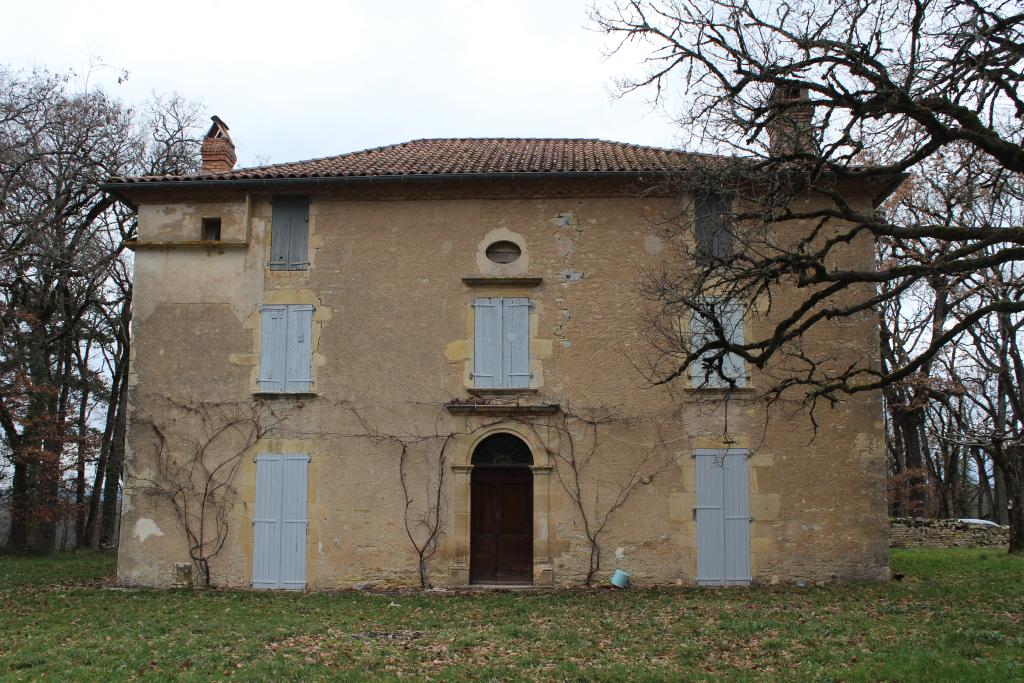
[610,569,631,589]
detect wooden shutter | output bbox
[690,308,721,388]
[695,451,725,584]
[721,451,751,585]
[279,454,309,589]
[270,196,310,271]
[503,298,531,388]
[474,298,502,388]
[252,455,283,589]
[690,301,745,388]
[722,303,746,388]
[252,454,308,590]
[258,305,287,392]
[284,305,314,393]
[695,193,732,262]
[695,449,750,586]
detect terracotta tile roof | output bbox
[108,138,722,184]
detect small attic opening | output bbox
[201,217,222,241]
[486,240,522,264]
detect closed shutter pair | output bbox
[259,305,313,393]
[695,449,751,586]
[690,302,746,388]
[252,454,308,589]
[270,196,309,271]
[473,297,531,389]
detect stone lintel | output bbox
[461,276,543,288]
[444,402,560,416]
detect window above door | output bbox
[473,297,532,389]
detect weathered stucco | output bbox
[117,179,889,589]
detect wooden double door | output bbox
[470,467,533,584]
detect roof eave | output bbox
[99,170,672,195]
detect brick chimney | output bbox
[200,116,236,174]
[766,86,816,157]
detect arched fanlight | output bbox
[472,433,532,467]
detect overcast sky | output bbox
[2,0,682,168]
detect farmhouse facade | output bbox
[105,119,892,589]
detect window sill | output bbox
[467,387,539,395]
[682,385,757,395]
[125,239,248,250]
[462,276,542,288]
[253,392,317,399]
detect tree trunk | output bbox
[85,365,123,547]
[99,375,129,547]
[895,407,929,516]
[6,459,30,550]
[1005,446,1024,554]
[26,342,59,554]
[993,460,1010,525]
[973,449,994,518]
[1008,472,1023,554]
[74,370,90,546]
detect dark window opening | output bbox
[202,217,222,241]
[486,241,522,264]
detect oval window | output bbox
[485,241,522,264]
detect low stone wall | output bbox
[889,517,1008,548]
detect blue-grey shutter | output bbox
[695,193,732,261]
[279,454,309,589]
[252,453,308,590]
[258,305,287,392]
[503,298,531,388]
[722,451,751,584]
[270,196,310,271]
[695,451,726,585]
[474,298,502,388]
[690,309,721,388]
[695,449,750,586]
[285,305,314,393]
[722,303,746,387]
[690,301,744,388]
[252,455,283,589]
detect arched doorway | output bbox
[470,433,533,584]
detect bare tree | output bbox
[593,0,1024,550]
[0,67,203,552]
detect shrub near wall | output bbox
[889,518,1009,548]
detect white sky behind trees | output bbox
[2,0,680,167]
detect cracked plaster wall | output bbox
[118,187,889,589]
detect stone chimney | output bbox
[200,116,236,174]
[766,86,816,157]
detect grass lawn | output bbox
[0,549,1021,681]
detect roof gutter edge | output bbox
[99,170,668,194]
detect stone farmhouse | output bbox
[104,116,893,589]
